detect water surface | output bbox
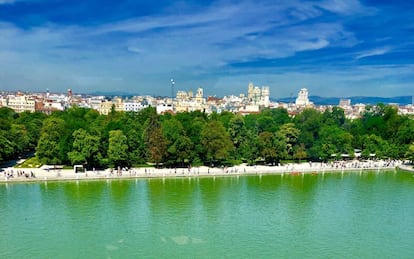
[1,170,413,258]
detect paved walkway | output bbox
[0,160,404,183]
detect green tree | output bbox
[322,106,346,127]
[15,111,46,149]
[143,114,168,165]
[186,116,206,164]
[310,125,353,161]
[68,129,102,168]
[294,108,323,149]
[294,144,308,162]
[9,124,30,154]
[107,130,129,167]
[258,131,287,165]
[169,135,194,166]
[0,131,13,163]
[201,120,234,166]
[262,108,291,127]
[277,123,300,159]
[258,132,277,164]
[125,128,145,165]
[162,117,194,166]
[239,131,260,164]
[217,111,235,129]
[228,115,248,150]
[256,115,276,133]
[360,134,389,159]
[405,143,414,164]
[36,117,66,164]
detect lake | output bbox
[1,170,413,258]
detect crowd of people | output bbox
[0,159,409,182]
[2,169,36,179]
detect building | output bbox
[195,88,204,104]
[339,99,351,107]
[98,97,123,115]
[124,102,148,112]
[295,88,312,107]
[4,95,36,113]
[247,82,270,106]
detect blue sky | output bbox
[0,0,413,98]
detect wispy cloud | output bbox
[356,47,391,60]
[317,0,376,15]
[0,0,15,4]
[0,0,412,97]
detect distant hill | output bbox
[274,96,413,106]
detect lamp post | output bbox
[171,78,175,111]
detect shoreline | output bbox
[1,160,405,184]
[397,164,414,173]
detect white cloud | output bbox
[356,47,391,59]
[126,47,142,54]
[317,0,376,15]
[0,0,15,4]
[0,0,410,97]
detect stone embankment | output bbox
[398,164,414,173]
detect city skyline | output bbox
[0,0,413,98]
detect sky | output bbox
[0,0,413,98]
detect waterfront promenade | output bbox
[398,164,414,173]
[0,159,405,183]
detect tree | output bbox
[143,114,168,165]
[228,115,248,150]
[309,125,353,161]
[36,117,66,164]
[217,111,235,129]
[294,108,323,149]
[232,129,260,164]
[294,144,308,162]
[162,117,194,166]
[68,129,102,168]
[405,143,414,164]
[9,124,30,154]
[256,115,276,133]
[360,134,389,159]
[169,135,194,166]
[107,130,129,167]
[125,128,145,165]
[15,111,46,149]
[258,132,277,164]
[0,131,13,163]
[201,120,234,166]
[262,108,291,127]
[277,123,300,158]
[322,106,346,127]
[258,131,287,165]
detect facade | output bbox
[3,84,409,119]
[295,88,312,107]
[98,97,124,115]
[247,82,270,106]
[124,102,148,112]
[5,95,36,113]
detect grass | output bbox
[15,157,42,168]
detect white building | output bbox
[124,102,148,112]
[295,88,312,107]
[5,95,36,113]
[247,82,270,107]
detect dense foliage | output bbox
[1,104,413,168]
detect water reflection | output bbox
[1,171,414,258]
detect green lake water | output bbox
[1,170,414,258]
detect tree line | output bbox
[1,104,414,168]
